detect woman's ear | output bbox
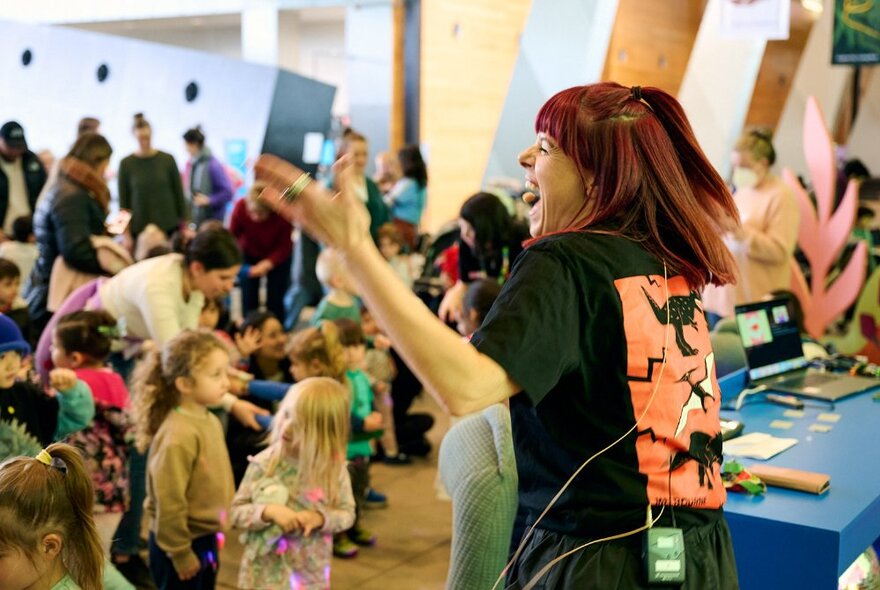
[41,533,63,559]
[189,261,206,278]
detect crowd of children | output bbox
[0,111,508,589]
[0,212,443,590]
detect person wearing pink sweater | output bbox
[702,129,800,323]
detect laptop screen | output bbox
[734,298,807,382]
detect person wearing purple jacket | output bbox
[183,126,234,226]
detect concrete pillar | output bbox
[483,0,619,183]
[345,3,394,173]
[277,10,301,73]
[774,5,851,177]
[678,0,766,178]
[241,1,278,66]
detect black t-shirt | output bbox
[471,232,725,539]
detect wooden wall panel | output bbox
[602,0,706,95]
[744,2,815,131]
[419,0,531,232]
[391,0,405,151]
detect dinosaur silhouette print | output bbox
[642,286,703,357]
[675,352,716,437]
[670,430,723,490]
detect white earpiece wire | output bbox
[494,262,671,590]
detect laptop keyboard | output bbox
[775,373,838,389]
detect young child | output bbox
[457,279,503,339]
[333,318,384,557]
[360,308,407,466]
[232,377,356,589]
[133,330,235,589]
[312,248,360,325]
[0,257,32,345]
[0,443,104,590]
[198,298,242,366]
[50,311,132,550]
[377,223,415,288]
[0,215,38,298]
[0,313,95,451]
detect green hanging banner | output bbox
[832,0,880,64]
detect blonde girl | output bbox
[132,330,234,590]
[0,443,104,590]
[232,377,355,589]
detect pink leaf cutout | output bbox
[802,97,836,226]
[805,242,866,338]
[783,96,866,340]
[784,168,819,262]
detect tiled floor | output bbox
[217,395,452,589]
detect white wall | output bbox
[68,12,349,115]
[0,21,276,194]
[72,22,243,59]
[293,20,347,115]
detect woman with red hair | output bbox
[255,82,739,589]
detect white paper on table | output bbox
[723,432,798,460]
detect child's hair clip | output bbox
[97,325,121,338]
[34,449,68,474]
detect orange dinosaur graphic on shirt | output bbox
[615,274,726,509]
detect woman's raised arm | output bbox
[255,155,518,415]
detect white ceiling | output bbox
[70,6,345,33]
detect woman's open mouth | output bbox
[524,181,541,207]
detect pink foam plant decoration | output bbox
[783,96,866,340]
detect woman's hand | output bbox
[230,399,271,431]
[193,193,211,207]
[438,280,467,323]
[248,259,274,278]
[254,154,371,254]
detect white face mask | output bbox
[732,166,759,191]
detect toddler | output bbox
[133,330,235,589]
[312,248,360,325]
[232,377,355,589]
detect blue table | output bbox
[721,388,880,589]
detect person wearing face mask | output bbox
[255,82,739,588]
[702,129,800,324]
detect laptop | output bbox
[734,298,877,401]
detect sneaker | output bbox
[112,554,157,590]
[333,535,359,558]
[348,527,377,546]
[382,452,412,466]
[363,488,388,509]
